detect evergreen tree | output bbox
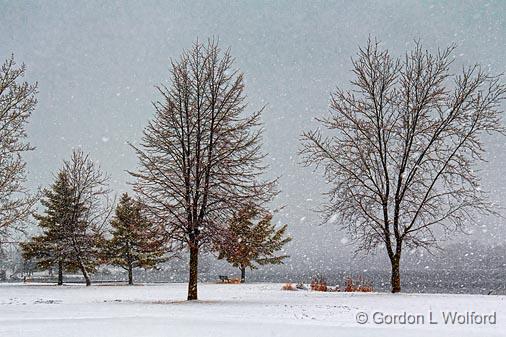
[21,150,110,286]
[107,193,167,285]
[21,172,78,285]
[216,205,291,283]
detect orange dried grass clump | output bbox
[281,283,297,291]
[310,274,328,292]
[343,276,373,292]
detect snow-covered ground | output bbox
[0,283,504,337]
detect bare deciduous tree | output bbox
[130,40,276,300]
[0,55,38,242]
[300,39,505,293]
[61,149,112,286]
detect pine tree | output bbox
[216,205,291,283]
[21,172,79,285]
[21,150,110,286]
[107,193,167,285]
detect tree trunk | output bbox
[187,244,199,300]
[57,260,63,286]
[128,264,133,285]
[240,266,246,283]
[390,254,401,293]
[82,269,91,286]
[77,257,91,286]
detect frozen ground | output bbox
[0,283,504,337]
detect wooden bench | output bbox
[218,275,230,283]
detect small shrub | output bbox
[281,283,297,291]
[343,275,373,292]
[310,274,328,292]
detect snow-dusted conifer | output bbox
[21,172,77,285]
[215,205,291,283]
[22,149,111,286]
[106,193,167,285]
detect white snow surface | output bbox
[0,283,504,337]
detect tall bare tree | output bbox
[62,149,112,286]
[300,39,505,293]
[130,39,276,300]
[0,55,38,243]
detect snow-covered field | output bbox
[0,283,504,337]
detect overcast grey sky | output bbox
[1,0,505,269]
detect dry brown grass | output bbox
[343,276,373,292]
[281,283,297,291]
[310,274,328,292]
